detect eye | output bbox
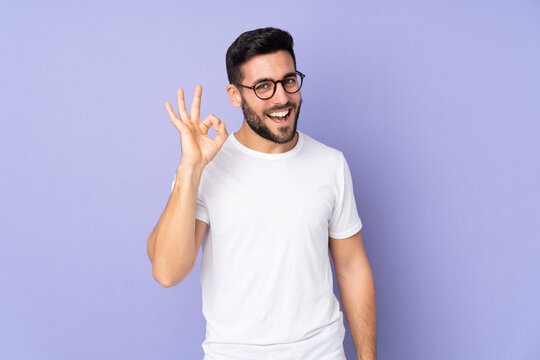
[284,77,297,86]
[255,81,272,91]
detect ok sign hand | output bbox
[165,85,228,168]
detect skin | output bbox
[150,86,227,288]
[226,50,302,153]
[225,50,377,359]
[165,85,228,167]
[159,48,377,359]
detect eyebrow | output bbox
[251,72,297,86]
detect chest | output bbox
[202,161,335,235]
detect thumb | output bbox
[214,121,228,148]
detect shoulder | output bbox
[300,131,345,166]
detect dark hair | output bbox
[226,27,296,84]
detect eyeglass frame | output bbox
[231,70,306,100]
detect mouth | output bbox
[265,107,292,126]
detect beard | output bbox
[240,96,302,144]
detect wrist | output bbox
[177,161,205,179]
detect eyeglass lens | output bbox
[254,73,302,99]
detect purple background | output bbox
[1,1,539,359]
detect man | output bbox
[147,27,377,360]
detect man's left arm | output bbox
[329,230,377,360]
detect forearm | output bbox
[148,161,204,287]
[336,266,377,360]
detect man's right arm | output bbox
[147,162,207,287]
[148,85,227,287]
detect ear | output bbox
[226,84,242,108]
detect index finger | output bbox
[190,84,202,122]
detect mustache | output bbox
[264,102,297,114]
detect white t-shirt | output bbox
[171,130,362,360]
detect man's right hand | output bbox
[165,85,228,168]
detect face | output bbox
[237,50,302,144]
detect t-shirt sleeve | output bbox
[328,152,363,239]
[170,173,210,224]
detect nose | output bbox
[271,81,289,104]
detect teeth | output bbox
[268,109,289,117]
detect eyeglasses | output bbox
[232,71,305,100]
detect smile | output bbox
[266,108,292,125]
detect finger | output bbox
[165,101,179,121]
[199,119,210,135]
[205,114,227,141]
[166,101,189,133]
[214,121,228,148]
[205,114,221,132]
[190,84,202,123]
[199,115,215,136]
[200,114,215,134]
[177,88,190,122]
